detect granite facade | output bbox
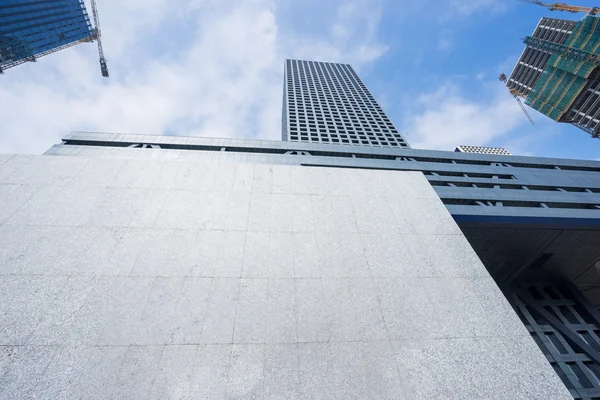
[0,154,570,399]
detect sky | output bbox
[1,0,600,160]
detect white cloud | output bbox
[0,0,388,154]
[447,0,508,16]
[438,30,453,52]
[402,82,528,150]
[499,133,539,156]
[288,0,388,66]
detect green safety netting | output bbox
[526,16,600,121]
[566,16,600,54]
[548,54,595,79]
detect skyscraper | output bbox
[0,0,93,72]
[282,59,410,147]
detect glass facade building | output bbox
[282,59,410,148]
[0,0,93,70]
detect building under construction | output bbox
[506,14,600,139]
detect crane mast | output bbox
[499,73,535,125]
[89,0,108,77]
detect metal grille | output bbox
[455,145,511,155]
[507,280,600,400]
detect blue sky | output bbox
[1,0,599,159]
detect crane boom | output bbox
[499,73,535,125]
[89,0,108,77]
[520,0,600,15]
[514,96,536,125]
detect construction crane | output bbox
[89,0,109,77]
[520,0,600,15]
[499,73,535,125]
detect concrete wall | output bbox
[0,154,570,399]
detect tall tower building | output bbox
[282,59,410,148]
[0,0,93,72]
